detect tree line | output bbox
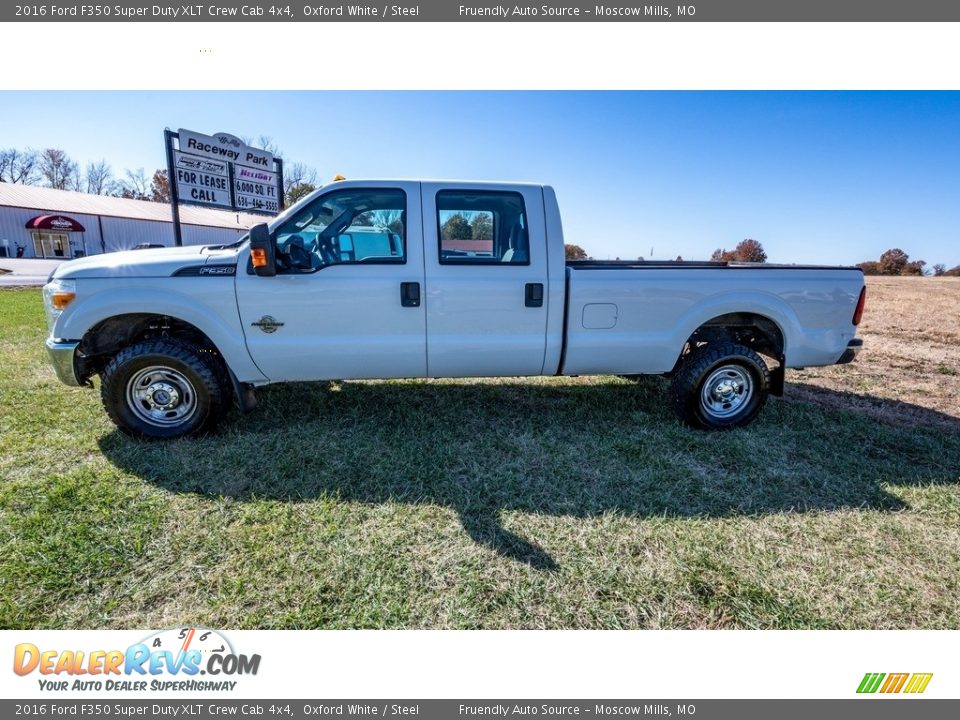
[0,146,170,201]
[563,238,769,263]
[7,148,955,273]
[567,239,959,276]
[858,248,960,277]
[0,137,319,210]
[440,212,494,241]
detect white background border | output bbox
[2,22,959,90]
[2,630,954,699]
[2,19,957,702]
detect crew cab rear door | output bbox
[235,181,426,381]
[421,183,549,377]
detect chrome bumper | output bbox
[45,338,82,386]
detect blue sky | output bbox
[1,91,958,266]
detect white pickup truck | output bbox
[43,179,866,438]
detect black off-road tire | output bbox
[100,339,230,439]
[668,342,770,430]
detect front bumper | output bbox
[835,338,863,365]
[45,338,82,386]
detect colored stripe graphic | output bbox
[880,673,909,693]
[904,673,933,694]
[857,673,885,693]
[857,672,932,694]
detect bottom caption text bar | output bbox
[5,700,957,719]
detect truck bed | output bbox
[560,263,864,376]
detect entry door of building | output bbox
[31,231,70,258]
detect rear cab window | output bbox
[437,190,529,265]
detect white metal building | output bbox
[0,184,266,259]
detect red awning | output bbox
[25,214,86,232]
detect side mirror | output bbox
[249,223,276,277]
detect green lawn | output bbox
[1,287,958,629]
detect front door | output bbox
[235,182,427,382]
[421,183,550,378]
[31,231,71,259]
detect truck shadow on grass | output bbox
[98,377,960,571]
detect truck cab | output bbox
[237,180,566,382]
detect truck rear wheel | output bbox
[100,339,229,439]
[668,342,770,430]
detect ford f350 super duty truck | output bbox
[43,179,866,438]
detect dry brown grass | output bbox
[791,276,960,429]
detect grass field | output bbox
[1,277,958,629]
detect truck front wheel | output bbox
[668,343,770,430]
[100,339,229,439]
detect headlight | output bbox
[42,278,77,334]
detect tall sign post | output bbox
[163,128,286,246]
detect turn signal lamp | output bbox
[251,247,268,268]
[50,292,77,310]
[42,278,77,333]
[51,291,76,310]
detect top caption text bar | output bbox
[8,1,960,22]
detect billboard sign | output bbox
[167,128,284,217]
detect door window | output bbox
[437,190,529,265]
[272,188,406,273]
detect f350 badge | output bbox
[252,316,284,334]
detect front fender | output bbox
[55,281,267,383]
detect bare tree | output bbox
[257,135,281,156]
[116,168,152,200]
[39,148,78,190]
[242,134,281,156]
[68,164,84,192]
[85,160,113,195]
[283,162,317,192]
[0,148,40,184]
[280,162,318,206]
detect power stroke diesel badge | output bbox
[251,316,284,334]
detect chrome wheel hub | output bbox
[700,364,754,419]
[145,382,179,409]
[126,366,198,427]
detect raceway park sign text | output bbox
[178,129,275,169]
